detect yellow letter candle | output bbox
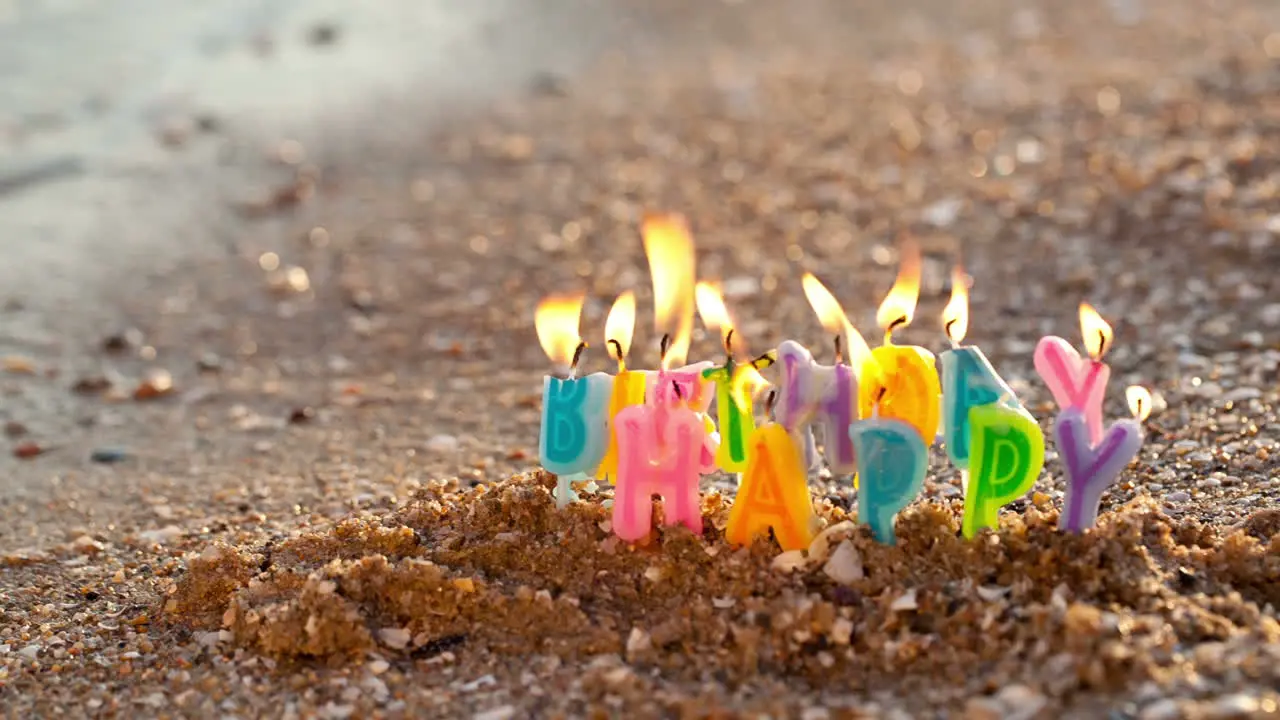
[595,292,648,482]
[726,388,819,551]
[858,237,942,445]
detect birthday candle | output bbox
[858,237,942,445]
[611,211,718,541]
[595,292,648,483]
[534,294,612,507]
[775,340,823,471]
[961,403,1046,538]
[849,400,927,545]
[612,384,717,542]
[796,274,870,476]
[1057,386,1150,532]
[725,379,819,551]
[937,266,1023,471]
[1033,303,1113,445]
[696,283,776,473]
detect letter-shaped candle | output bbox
[695,283,775,472]
[535,295,612,506]
[596,292,648,482]
[1056,386,1149,532]
[1033,303,1113,445]
[937,266,1022,470]
[962,404,1045,538]
[849,408,927,545]
[725,411,818,551]
[775,340,821,470]
[791,274,873,475]
[612,371,717,541]
[859,237,941,444]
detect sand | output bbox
[1,0,1278,717]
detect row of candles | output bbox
[535,215,1152,549]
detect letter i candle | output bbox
[695,283,776,473]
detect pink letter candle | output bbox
[1033,303,1114,444]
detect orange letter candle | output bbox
[726,387,818,551]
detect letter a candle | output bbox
[858,237,942,446]
[535,294,613,507]
[725,369,819,551]
[936,267,1045,539]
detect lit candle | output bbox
[796,274,875,476]
[774,340,822,471]
[611,213,717,541]
[938,266,1023,470]
[595,292,648,483]
[1033,303,1113,445]
[696,282,776,473]
[725,376,820,551]
[1057,386,1150,532]
[858,237,942,445]
[535,294,613,507]
[849,392,927,545]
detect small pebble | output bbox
[822,540,864,585]
[1166,491,1191,502]
[427,434,460,454]
[89,447,129,463]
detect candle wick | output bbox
[764,389,777,418]
[723,329,735,364]
[944,319,959,348]
[659,333,671,367]
[568,341,588,380]
[885,315,908,344]
[1096,329,1108,360]
[873,386,887,417]
[833,334,844,365]
[671,379,683,401]
[607,339,625,371]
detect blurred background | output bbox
[0,0,1277,539]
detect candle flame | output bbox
[604,291,636,366]
[535,293,585,368]
[1126,385,1152,422]
[643,213,696,369]
[695,281,742,355]
[801,273,876,374]
[876,235,922,338]
[729,363,771,413]
[1079,302,1114,360]
[941,265,971,345]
